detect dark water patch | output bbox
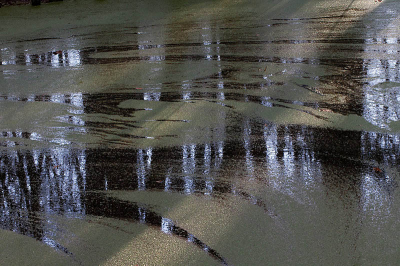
[82,93,150,117]
[145,119,189,122]
[203,67,239,80]
[266,19,361,28]
[108,132,151,140]
[203,99,235,109]
[321,46,365,53]
[85,120,140,130]
[0,131,32,139]
[2,41,367,67]
[345,7,369,12]
[3,41,380,70]
[72,37,376,58]
[271,15,346,21]
[274,103,330,121]
[78,39,370,54]
[78,50,367,67]
[16,37,62,43]
[153,134,179,138]
[85,192,230,265]
[232,190,278,217]
[294,83,324,95]
[0,89,365,118]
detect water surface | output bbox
[1,0,400,265]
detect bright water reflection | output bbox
[0,48,82,68]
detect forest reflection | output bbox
[1,37,400,241]
[1,119,399,249]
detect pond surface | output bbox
[1,0,400,265]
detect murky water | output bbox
[1,0,400,265]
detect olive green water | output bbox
[1,0,400,265]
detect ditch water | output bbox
[1,0,400,265]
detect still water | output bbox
[1,0,400,265]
